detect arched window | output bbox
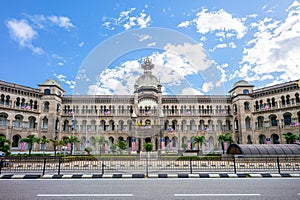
[41,117,48,129]
[0,113,8,126]
[259,134,266,144]
[243,89,249,94]
[257,116,264,128]
[43,101,49,111]
[244,102,250,111]
[281,96,286,106]
[270,115,277,126]
[14,115,23,128]
[296,93,300,103]
[44,89,50,95]
[233,104,237,113]
[286,95,290,105]
[28,116,36,129]
[245,117,251,129]
[181,120,187,131]
[12,135,21,148]
[283,113,292,126]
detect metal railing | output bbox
[0,156,299,176]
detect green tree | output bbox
[181,143,188,151]
[65,135,80,155]
[218,133,234,154]
[39,137,50,155]
[117,140,127,153]
[283,133,298,144]
[20,135,40,156]
[0,136,11,155]
[192,136,206,155]
[50,138,65,156]
[143,142,153,152]
[94,136,107,156]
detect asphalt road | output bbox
[0,178,299,200]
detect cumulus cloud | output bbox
[181,87,203,95]
[102,8,151,30]
[193,9,247,38]
[235,1,300,83]
[177,20,190,28]
[48,16,75,31]
[86,43,216,95]
[5,19,44,54]
[6,14,76,54]
[54,73,76,89]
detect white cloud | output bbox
[235,1,300,83]
[78,42,84,47]
[138,34,152,41]
[181,87,203,95]
[147,42,156,47]
[177,21,190,28]
[48,16,75,31]
[103,8,151,30]
[164,43,212,71]
[58,62,64,66]
[193,9,247,38]
[201,82,214,93]
[6,19,44,54]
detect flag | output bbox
[160,138,165,150]
[187,141,191,150]
[20,142,26,151]
[25,105,31,110]
[266,138,271,144]
[131,138,136,151]
[67,143,71,151]
[86,141,90,147]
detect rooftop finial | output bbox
[141,56,154,71]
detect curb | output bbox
[1,173,300,179]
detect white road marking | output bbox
[37,194,133,197]
[174,193,261,197]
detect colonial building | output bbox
[0,58,300,153]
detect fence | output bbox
[1,156,300,176]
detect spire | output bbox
[141,57,154,71]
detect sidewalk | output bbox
[1,172,300,179]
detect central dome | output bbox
[135,58,160,88]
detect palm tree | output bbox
[218,133,234,154]
[94,136,107,156]
[0,136,11,155]
[65,135,80,155]
[50,138,65,156]
[192,136,206,155]
[20,135,40,156]
[39,137,50,156]
[283,133,298,144]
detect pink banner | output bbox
[169,141,173,151]
[20,142,26,151]
[104,143,108,151]
[224,142,227,151]
[161,138,165,150]
[187,141,191,150]
[67,143,71,151]
[131,138,136,151]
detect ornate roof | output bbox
[135,58,160,88]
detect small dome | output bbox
[233,80,250,87]
[43,79,61,87]
[135,73,160,87]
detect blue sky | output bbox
[1,0,299,95]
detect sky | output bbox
[1,0,300,96]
